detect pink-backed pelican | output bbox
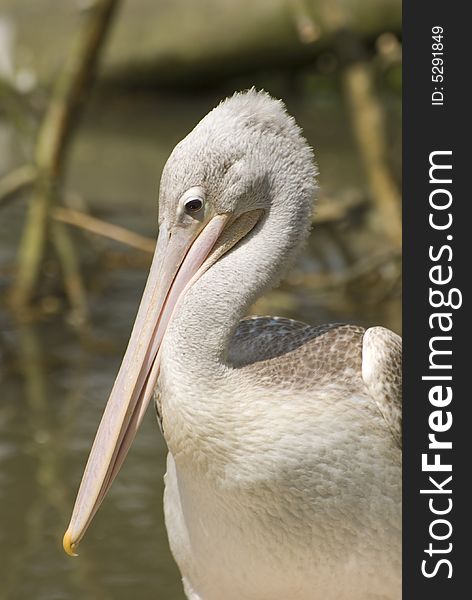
[63,90,401,600]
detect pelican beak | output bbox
[63,213,232,556]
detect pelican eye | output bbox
[184,198,203,214]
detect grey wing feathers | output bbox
[228,316,341,367]
[362,327,402,448]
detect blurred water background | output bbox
[0,1,401,598]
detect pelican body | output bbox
[64,91,402,600]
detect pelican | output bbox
[63,90,401,600]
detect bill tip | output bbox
[63,529,78,557]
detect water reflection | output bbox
[1,317,184,599]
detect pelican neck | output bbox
[161,206,308,380]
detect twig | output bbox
[317,0,402,250]
[11,0,120,311]
[289,0,321,44]
[54,206,155,253]
[287,249,399,290]
[313,194,365,224]
[51,221,89,325]
[342,62,402,249]
[0,164,37,208]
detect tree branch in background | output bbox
[0,164,37,208]
[54,207,156,254]
[51,221,89,325]
[10,0,120,317]
[341,56,402,249]
[336,26,402,250]
[311,0,402,251]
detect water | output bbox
[0,88,401,599]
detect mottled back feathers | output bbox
[228,316,402,448]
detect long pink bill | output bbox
[63,214,230,556]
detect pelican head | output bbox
[63,89,317,556]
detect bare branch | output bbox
[0,165,37,208]
[54,207,155,254]
[342,62,402,249]
[11,0,120,311]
